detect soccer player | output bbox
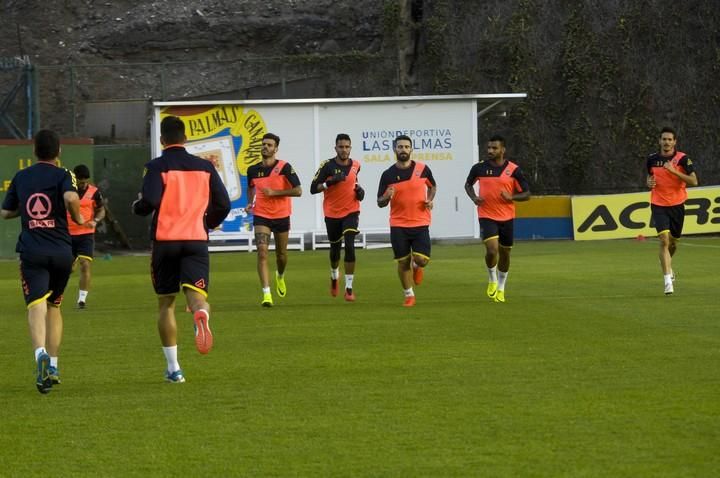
[464,134,530,303]
[377,134,436,307]
[1,129,84,393]
[67,164,105,309]
[246,133,302,307]
[132,116,230,383]
[646,126,698,295]
[310,133,365,301]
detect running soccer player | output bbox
[377,134,436,307]
[464,134,530,303]
[645,126,698,295]
[1,129,84,393]
[246,133,302,307]
[310,133,365,301]
[132,115,231,383]
[67,164,105,309]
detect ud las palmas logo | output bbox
[161,105,268,203]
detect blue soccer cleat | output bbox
[36,353,52,394]
[165,369,186,383]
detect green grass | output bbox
[1,238,718,477]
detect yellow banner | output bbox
[571,186,720,240]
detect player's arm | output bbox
[65,191,84,225]
[262,163,302,197]
[132,164,162,216]
[86,190,106,228]
[423,167,437,210]
[377,172,393,208]
[207,168,231,229]
[310,161,330,194]
[664,157,698,186]
[1,178,20,218]
[501,169,531,202]
[464,165,483,205]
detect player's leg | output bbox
[341,213,360,300]
[157,294,184,382]
[326,217,343,297]
[254,222,273,306]
[151,242,184,381]
[494,220,515,303]
[480,219,500,298]
[274,229,289,298]
[20,254,54,393]
[180,243,213,354]
[410,226,431,286]
[391,227,415,306]
[667,204,684,285]
[652,205,674,295]
[77,257,92,307]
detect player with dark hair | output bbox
[247,132,302,307]
[310,133,365,301]
[133,115,231,383]
[67,164,105,309]
[1,129,84,393]
[646,126,698,295]
[465,134,530,303]
[377,134,436,307]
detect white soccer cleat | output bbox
[664,282,674,295]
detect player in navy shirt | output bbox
[1,129,84,394]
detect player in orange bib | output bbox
[465,135,530,303]
[246,133,302,307]
[645,126,698,295]
[66,164,105,309]
[310,134,365,302]
[377,134,437,307]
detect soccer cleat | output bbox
[412,265,424,286]
[330,278,339,297]
[403,295,416,307]
[48,366,61,385]
[165,369,186,383]
[664,282,674,295]
[494,290,505,303]
[487,281,498,299]
[193,309,213,355]
[275,271,287,298]
[77,301,86,309]
[261,292,273,307]
[36,353,52,394]
[344,288,356,302]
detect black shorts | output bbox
[19,252,74,307]
[325,212,360,243]
[71,233,95,260]
[651,204,685,239]
[151,241,210,297]
[253,215,290,233]
[479,218,514,247]
[390,226,431,261]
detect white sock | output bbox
[34,347,47,362]
[50,356,58,368]
[498,271,509,291]
[78,290,88,302]
[488,266,498,283]
[663,273,673,285]
[262,286,271,294]
[404,287,415,297]
[163,346,180,373]
[345,274,354,290]
[331,268,339,280]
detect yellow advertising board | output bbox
[571,186,720,240]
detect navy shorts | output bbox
[151,241,209,297]
[325,212,360,243]
[71,233,95,260]
[651,204,684,239]
[479,218,515,247]
[19,252,74,307]
[390,226,431,261]
[253,215,290,233]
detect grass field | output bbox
[1,238,718,477]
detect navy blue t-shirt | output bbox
[2,162,77,255]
